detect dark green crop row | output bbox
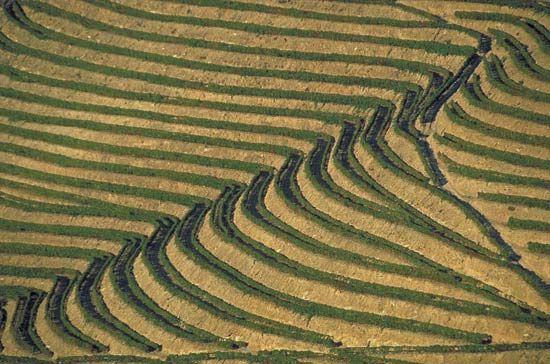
[0,178,342,348]
[0,181,159,224]
[297,118,538,309]
[184,190,494,343]
[168,349,408,364]
[465,75,549,126]
[335,119,464,255]
[441,154,550,189]
[75,0,475,56]
[363,105,430,182]
[0,216,142,243]
[249,168,427,279]
[0,131,338,344]
[0,107,292,161]
[457,0,549,12]
[478,192,550,211]
[527,242,550,254]
[0,82,321,146]
[4,1,401,113]
[5,0,452,84]
[76,255,160,352]
[109,228,240,349]
[432,142,546,266]
[0,187,248,349]
[51,349,405,364]
[421,52,483,124]
[0,245,158,351]
[0,71,496,284]
[332,341,550,357]
[173,202,342,347]
[0,140,229,191]
[301,136,550,314]
[0,47,512,282]
[47,276,107,352]
[0,266,80,356]
[0,31,350,126]
[484,55,550,103]
[445,102,550,148]
[358,107,523,262]
[0,296,5,352]
[278,150,495,294]
[490,28,550,81]
[434,133,550,170]
[164,0,436,28]
[0,243,106,260]
[391,88,445,184]
[277,149,476,284]
[0,161,201,220]
[0,140,212,204]
[455,11,549,54]
[0,0,547,358]
[0,67,548,356]
[392,74,456,186]
[436,152,550,298]
[168,205,338,347]
[324,128,508,261]
[508,217,550,232]
[110,239,190,346]
[12,290,51,356]
[242,168,548,327]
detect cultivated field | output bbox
[0,0,548,363]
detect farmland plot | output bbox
[0,0,548,362]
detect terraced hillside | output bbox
[0,0,548,362]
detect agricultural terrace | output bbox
[0,0,548,363]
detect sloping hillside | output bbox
[0,0,548,362]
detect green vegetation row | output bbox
[484,55,550,103]
[78,0,476,56]
[490,28,550,81]
[4,0,456,91]
[445,101,550,148]
[183,192,494,343]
